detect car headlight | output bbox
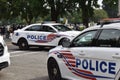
[0,42,4,56]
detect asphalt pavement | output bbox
[4,38,11,43]
[1,37,49,80]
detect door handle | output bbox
[112,55,120,59]
[79,53,85,56]
[78,51,85,56]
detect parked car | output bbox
[0,36,10,70]
[11,23,80,50]
[47,21,120,80]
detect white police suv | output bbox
[0,36,10,70]
[11,23,80,50]
[47,21,120,80]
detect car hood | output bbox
[58,30,81,37]
[49,45,63,53]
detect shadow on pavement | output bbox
[30,76,49,80]
[9,46,54,52]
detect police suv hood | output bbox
[58,30,80,37]
[49,46,64,53]
[0,36,3,42]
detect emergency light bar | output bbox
[99,18,120,27]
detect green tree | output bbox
[0,0,12,23]
[102,0,118,18]
[0,0,102,26]
[46,0,75,22]
[92,9,108,22]
[76,0,99,28]
[10,0,48,24]
[67,10,82,23]
[46,0,100,28]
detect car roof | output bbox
[26,23,62,27]
[42,23,62,26]
[81,22,120,33]
[20,23,63,30]
[101,23,120,29]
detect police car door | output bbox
[25,25,42,45]
[93,29,120,80]
[69,29,120,80]
[38,25,57,46]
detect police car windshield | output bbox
[53,25,72,31]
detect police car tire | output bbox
[18,39,29,50]
[47,58,62,80]
[59,38,68,45]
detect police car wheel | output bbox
[48,58,62,80]
[18,39,29,50]
[59,38,68,45]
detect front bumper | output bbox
[0,45,10,70]
[0,62,9,70]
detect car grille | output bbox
[0,43,4,56]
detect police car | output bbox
[47,19,120,80]
[11,23,80,50]
[0,36,10,70]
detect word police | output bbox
[76,58,116,75]
[27,35,47,40]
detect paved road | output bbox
[0,39,50,80]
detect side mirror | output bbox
[61,38,71,47]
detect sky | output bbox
[98,0,103,6]
[98,0,103,9]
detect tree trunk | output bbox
[81,6,89,28]
[25,14,33,25]
[82,14,89,28]
[25,17,31,25]
[51,7,59,22]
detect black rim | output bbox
[59,38,69,45]
[48,59,61,80]
[19,40,28,50]
[59,38,65,45]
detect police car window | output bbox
[25,25,41,31]
[41,26,55,32]
[72,30,97,47]
[53,25,71,31]
[96,29,120,47]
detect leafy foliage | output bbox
[74,0,99,27]
[12,0,48,24]
[0,0,105,26]
[45,0,75,22]
[0,0,11,19]
[92,9,108,22]
[102,0,118,18]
